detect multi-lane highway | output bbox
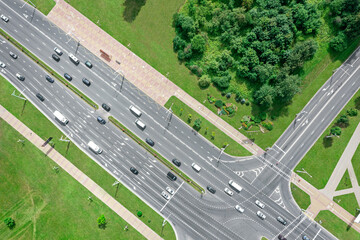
[2,0,358,239]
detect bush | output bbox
[198,75,211,89]
[259,112,267,121]
[193,118,202,131]
[97,214,107,229]
[226,93,231,98]
[330,126,342,136]
[330,32,348,52]
[223,142,229,148]
[4,217,15,229]
[347,108,358,117]
[215,100,223,108]
[261,121,273,131]
[137,211,143,217]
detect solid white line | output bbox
[160,182,184,212]
[313,229,321,239]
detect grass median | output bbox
[0,119,145,240]
[294,90,360,189]
[0,75,175,239]
[336,170,352,191]
[0,28,98,110]
[109,116,204,193]
[290,183,311,210]
[164,96,251,156]
[315,210,360,240]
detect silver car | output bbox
[161,191,170,200]
[255,200,265,209]
[235,205,244,213]
[0,61,5,68]
[257,211,266,220]
[166,186,175,195]
[224,187,233,196]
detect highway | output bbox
[1,0,357,239]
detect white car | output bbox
[166,186,175,195]
[255,200,265,209]
[235,205,244,213]
[161,191,170,200]
[0,61,5,68]
[16,73,24,81]
[224,187,233,196]
[54,47,63,56]
[257,211,266,220]
[1,14,9,22]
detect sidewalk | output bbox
[291,173,360,233]
[0,105,163,240]
[47,0,264,156]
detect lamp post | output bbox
[217,144,229,166]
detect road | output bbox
[1,0,357,239]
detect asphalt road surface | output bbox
[1,1,357,239]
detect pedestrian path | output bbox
[0,104,163,240]
[47,0,264,156]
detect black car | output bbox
[167,171,177,181]
[52,54,60,62]
[172,158,181,167]
[36,93,45,102]
[207,185,216,194]
[97,116,106,124]
[146,138,155,146]
[64,73,72,81]
[9,51,18,59]
[102,103,110,112]
[130,167,139,175]
[85,61,93,68]
[278,235,287,240]
[45,75,54,83]
[82,77,91,86]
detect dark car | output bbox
[130,167,139,175]
[167,171,177,181]
[45,75,54,83]
[207,185,216,194]
[9,51,18,59]
[277,216,287,225]
[82,77,91,86]
[302,236,310,240]
[36,93,45,102]
[16,73,25,81]
[64,73,72,81]
[146,138,155,146]
[85,61,93,68]
[172,158,181,167]
[52,54,60,62]
[278,235,287,240]
[102,103,110,112]
[97,116,106,124]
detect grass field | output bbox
[315,210,360,240]
[290,183,311,210]
[294,90,360,189]
[336,170,353,191]
[351,144,360,184]
[164,96,250,156]
[30,0,55,15]
[0,119,145,239]
[333,193,359,217]
[0,75,175,239]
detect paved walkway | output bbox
[0,105,163,240]
[47,0,264,156]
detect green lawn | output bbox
[0,119,144,239]
[30,0,55,15]
[164,96,250,156]
[336,170,353,191]
[290,183,311,210]
[294,90,360,189]
[351,144,360,185]
[315,210,360,240]
[0,76,175,239]
[333,193,359,217]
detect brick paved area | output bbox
[0,104,163,240]
[47,0,264,156]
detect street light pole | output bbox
[217,144,229,166]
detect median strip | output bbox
[109,116,204,193]
[0,28,98,109]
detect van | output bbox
[129,105,142,117]
[54,110,69,125]
[135,119,146,130]
[88,141,103,154]
[167,171,177,181]
[191,163,202,172]
[69,53,80,65]
[229,180,243,192]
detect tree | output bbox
[193,118,202,131]
[253,84,275,109]
[191,35,206,54]
[330,32,348,52]
[330,126,342,136]
[4,217,15,229]
[212,74,231,90]
[274,73,301,103]
[173,35,186,52]
[337,114,349,127]
[347,108,358,116]
[198,75,211,89]
[97,214,107,229]
[173,13,196,39]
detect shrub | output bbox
[223,142,229,148]
[4,217,15,229]
[137,211,143,217]
[193,118,202,131]
[199,75,211,89]
[261,121,273,131]
[347,108,358,117]
[97,214,107,229]
[226,93,231,98]
[259,112,267,121]
[215,100,223,108]
[330,126,341,136]
[188,114,192,123]
[211,131,215,139]
[245,101,250,106]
